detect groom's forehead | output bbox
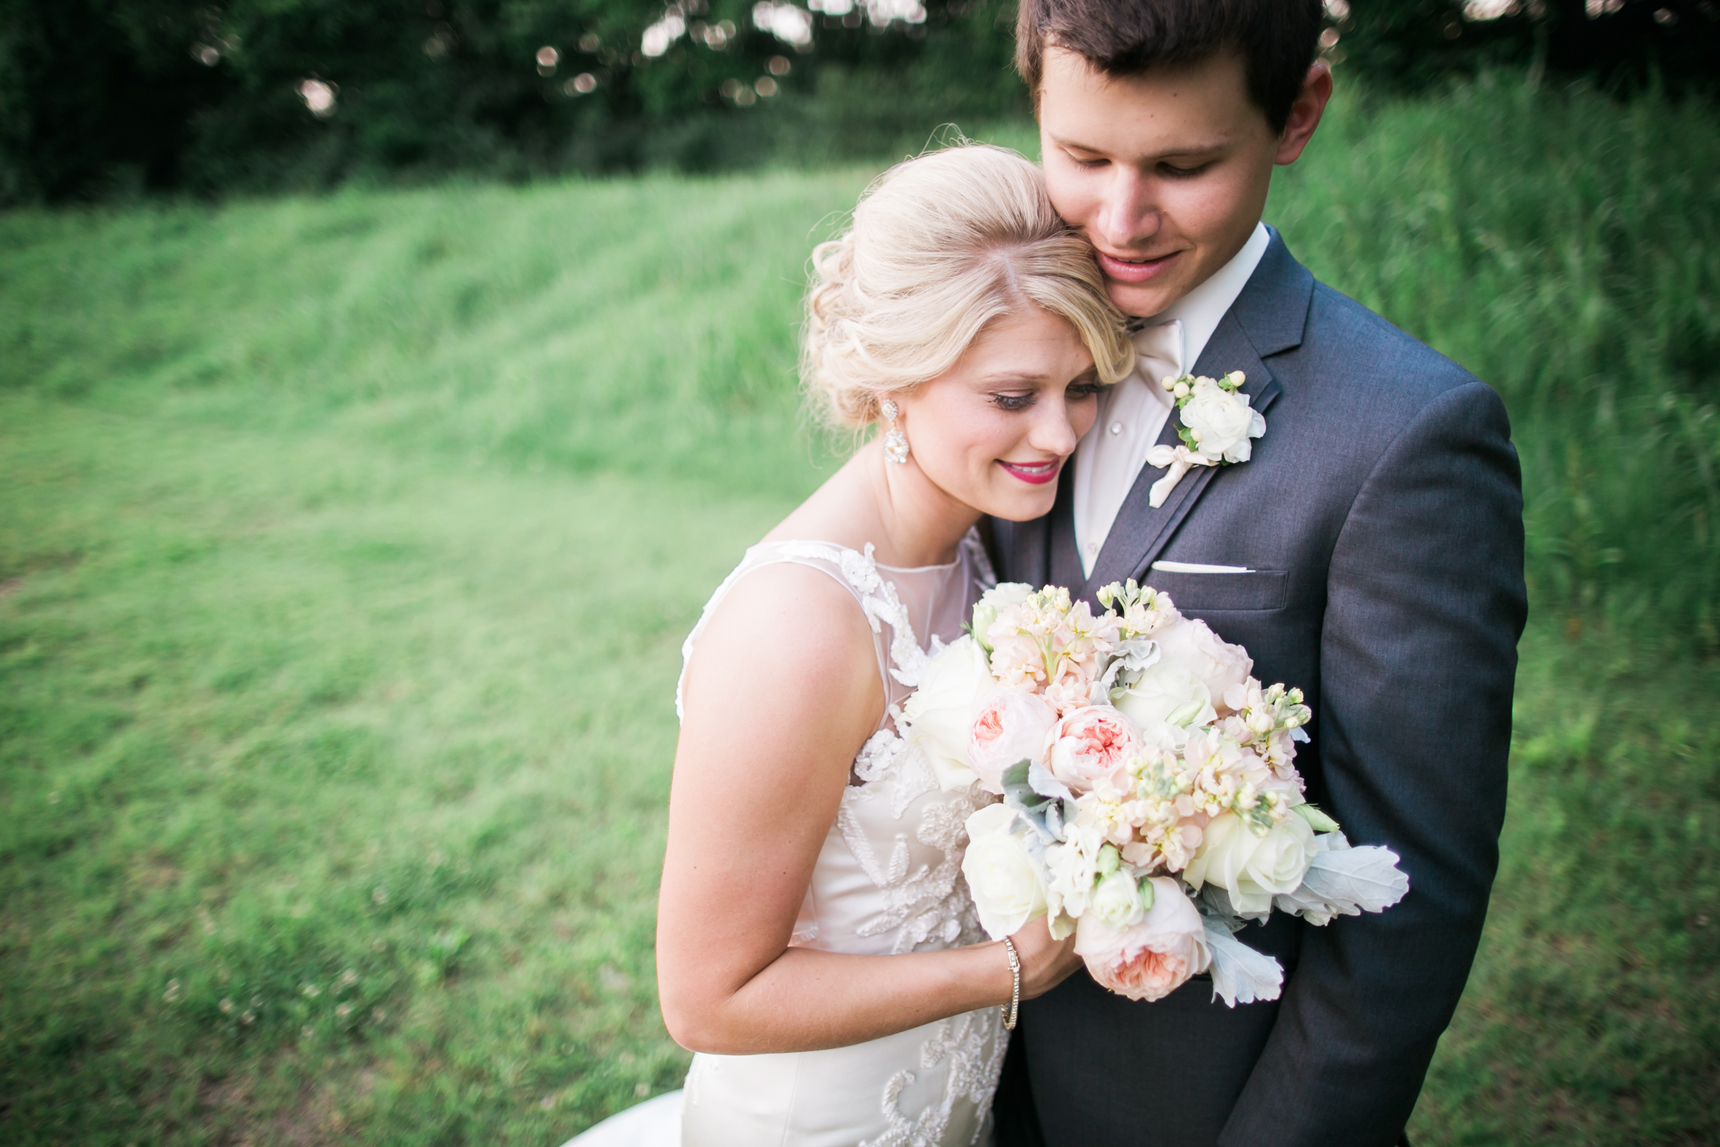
[1037,48,1263,149]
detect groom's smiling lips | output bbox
[998,459,1063,485]
[1095,248,1183,285]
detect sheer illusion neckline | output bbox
[762,538,963,574]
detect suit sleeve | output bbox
[1220,381,1528,1146]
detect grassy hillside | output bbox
[1,79,1716,1144]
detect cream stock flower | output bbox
[970,582,1033,649]
[960,804,1049,940]
[987,633,1049,691]
[898,635,992,791]
[1074,877,1211,1002]
[1044,820,1107,934]
[967,688,1058,794]
[1046,706,1139,797]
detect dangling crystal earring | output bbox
[880,398,910,465]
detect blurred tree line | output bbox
[0,0,1713,204]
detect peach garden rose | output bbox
[1074,877,1211,1002]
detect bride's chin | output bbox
[982,484,1062,523]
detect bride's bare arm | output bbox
[657,564,1078,1055]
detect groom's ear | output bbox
[1273,64,1334,167]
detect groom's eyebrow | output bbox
[1048,130,1233,160]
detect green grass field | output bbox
[2,78,1717,1144]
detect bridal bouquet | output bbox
[897,581,1410,1007]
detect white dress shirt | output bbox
[1072,222,1273,577]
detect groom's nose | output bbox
[1092,167,1162,251]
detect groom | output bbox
[988,2,1527,1144]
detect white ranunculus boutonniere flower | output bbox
[1144,371,1267,508]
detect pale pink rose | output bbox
[1075,877,1211,1002]
[1151,617,1253,712]
[968,688,1059,793]
[1046,706,1139,797]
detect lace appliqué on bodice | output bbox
[677,532,1004,1147]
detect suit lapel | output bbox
[1034,230,1316,600]
[1047,467,1084,592]
[1082,319,1280,597]
[994,510,1051,588]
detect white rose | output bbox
[1089,870,1149,932]
[1180,376,1266,464]
[1112,661,1216,747]
[968,688,1059,794]
[1149,617,1253,711]
[971,582,1034,647]
[961,804,1048,940]
[899,635,994,791]
[1184,811,1317,919]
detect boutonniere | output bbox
[1144,371,1267,508]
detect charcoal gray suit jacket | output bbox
[988,230,1527,1147]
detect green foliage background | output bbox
[2,0,1716,203]
[1,58,1718,1147]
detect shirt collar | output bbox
[1130,221,1272,376]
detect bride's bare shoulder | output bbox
[680,557,881,726]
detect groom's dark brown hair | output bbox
[1015,0,1326,133]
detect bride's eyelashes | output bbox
[987,383,1104,413]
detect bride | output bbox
[566,144,1134,1147]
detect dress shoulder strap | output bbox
[676,541,921,723]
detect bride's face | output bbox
[895,305,1103,523]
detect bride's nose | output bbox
[1024,399,1080,459]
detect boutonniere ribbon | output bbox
[1144,370,1267,508]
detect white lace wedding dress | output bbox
[563,533,1005,1147]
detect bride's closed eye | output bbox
[988,381,1105,412]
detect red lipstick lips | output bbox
[999,459,1062,486]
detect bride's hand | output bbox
[1008,915,1083,1001]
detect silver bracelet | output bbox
[1001,936,1021,1031]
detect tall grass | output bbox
[1268,75,1720,647]
[1,75,1716,1144]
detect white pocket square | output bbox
[1150,561,1254,574]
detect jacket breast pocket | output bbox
[1139,568,1290,612]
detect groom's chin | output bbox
[1104,275,1181,322]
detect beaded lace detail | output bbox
[864,1010,1006,1147]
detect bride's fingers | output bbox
[1008,916,1084,1000]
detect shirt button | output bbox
[1109,421,1125,435]
[1085,542,1099,556]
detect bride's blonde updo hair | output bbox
[804,143,1135,429]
